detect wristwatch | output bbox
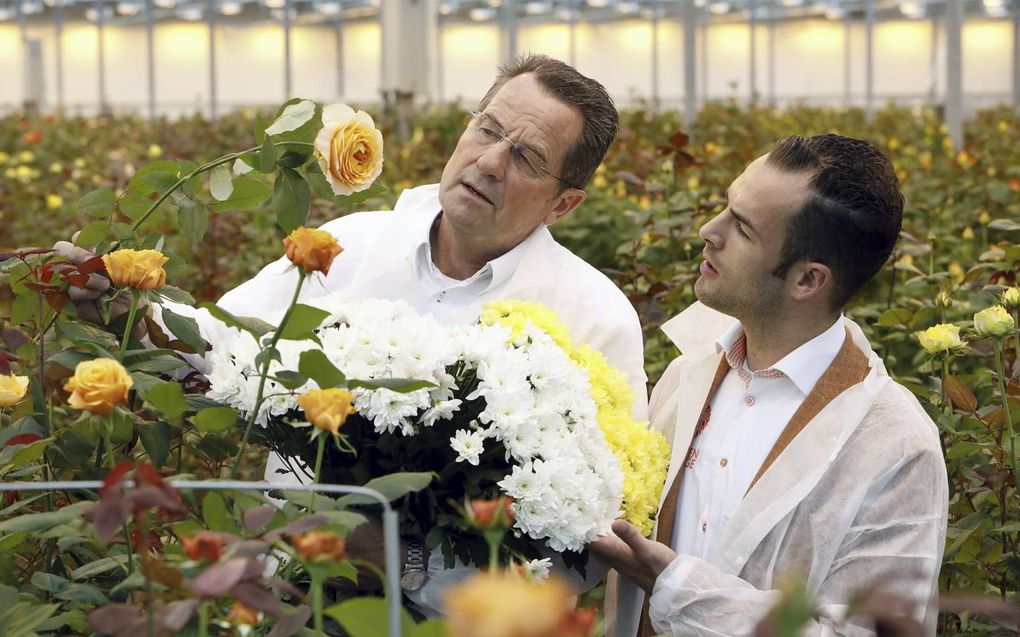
[400,538,427,592]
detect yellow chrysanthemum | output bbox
[480,299,670,536]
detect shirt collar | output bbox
[715,316,846,395]
[410,210,531,294]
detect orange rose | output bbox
[101,248,169,290]
[283,227,343,275]
[63,358,133,415]
[180,532,225,561]
[289,531,347,562]
[297,388,357,435]
[470,496,515,530]
[313,103,384,196]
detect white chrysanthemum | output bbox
[523,558,553,582]
[450,428,485,466]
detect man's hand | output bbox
[588,519,677,593]
[53,239,148,339]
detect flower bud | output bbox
[289,531,347,563]
[973,305,1015,338]
[934,289,954,311]
[101,248,169,290]
[470,496,515,530]
[226,602,261,626]
[63,358,133,415]
[181,532,225,561]
[297,388,357,435]
[917,324,962,354]
[1002,287,1020,310]
[283,227,343,275]
[0,374,29,408]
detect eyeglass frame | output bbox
[466,111,581,190]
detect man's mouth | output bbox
[700,255,718,276]
[462,181,494,206]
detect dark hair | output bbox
[478,54,618,191]
[767,134,904,309]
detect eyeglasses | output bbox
[466,111,579,189]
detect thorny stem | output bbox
[230,272,307,479]
[117,289,140,361]
[310,433,326,513]
[993,344,1018,493]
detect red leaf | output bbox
[0,356,10,377]
[4,433,43,447]
[45,291,70,313]
[39,263,55,284]
[62,272,89,288]
[231,582,284,617]
[189,558,250,598]
[78,255,107,275]
[242,505,277,534]
[101,462,136,497]
[88,604,144,635]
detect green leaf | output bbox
[10,291,35,326]
[348,378,436,393]
[0,501,92,534]
[56,583,109,605]
[75,220,110,247]
[180,204,209,244]
[278,304,329,341]
[143,381,188,421]
[877,308,913,328]
[161,306,208,353]
[200,302,275,338]
[298,350,347,389]
[335,472,434,507]
[324,597,415,637]
[259,136,277,173]
[76,188,116,219]
[277,151,309,168]
[195,407,238,433]
[988,218,1020,232]
[155,285,197,305]
[6,436,54,467]
[202,492,239,533]
[273,371,309,390]
[908,306,937,331]
[409,620,447,637]
[119,192,154,222]
[31,572,69,593]
[71,554,131,580]
[210,164,234,201]
[273,167,311,233]
[265,99,316,136]
[139,421,172,467]
[0,532,29,552]
[209,177,271,212]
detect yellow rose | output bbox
[444,572,572,637]
[148,144,163,158]
[46,194,63,210]
[961,226,974,240]
[101,248,169,290]
[298,388,357,435]
[973,305,1015,338]
[63,358,133,415]
[0,151,8,163]
[49,162,62,174]
[917,324,962,354]
[1002,287,1020,310]
[313,103,383,196]
[0,374,30,408]
[18,151,34,163]
[283,227,342,275]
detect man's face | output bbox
[437,73,584,250]
[695,154,813,321]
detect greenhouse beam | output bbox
[146,0,155,121]
[54,0,64,110]
[207,0,217,122]
[865,0,874,119]
[685,0,698,134]
[1013,0,1019,109]
[749,0,757,105]
[283,0,293,99]
[96,0,108,114]
[946,0,963,147]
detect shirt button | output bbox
[701,522,707,532]
[745,395,755,406]
[720,458,728,467]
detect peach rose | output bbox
[0,374,29,408]
[289,531,347,563]
[63,358,133,415]
[444,572,573,637]
[101,248,169,290]
[314,103,383,196]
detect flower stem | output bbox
[229,272,306,479]
[118,289,140,361]
[198,602,209,637]
[993,343,1019,492]
[129,141,315,233]
[310,433,326,513]
[311,571,325,635]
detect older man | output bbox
[592,134,947,637]
[63,54,645,614]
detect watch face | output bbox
[400,570,427,591]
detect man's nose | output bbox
[699,213,723,246]
[476,140,510,181]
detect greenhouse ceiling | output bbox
[0,0,1013,25]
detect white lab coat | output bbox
[607,302,948,637]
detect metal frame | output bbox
[0,479,403,637]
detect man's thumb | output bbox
[612,519,643,548]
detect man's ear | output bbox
[543,188,586,225]
[788,261,833,303]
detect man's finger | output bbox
[68,286,103,302]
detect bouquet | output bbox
[206,294,670,571]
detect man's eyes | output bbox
[735,221,749,238]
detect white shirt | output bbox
[673,317,846,561]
